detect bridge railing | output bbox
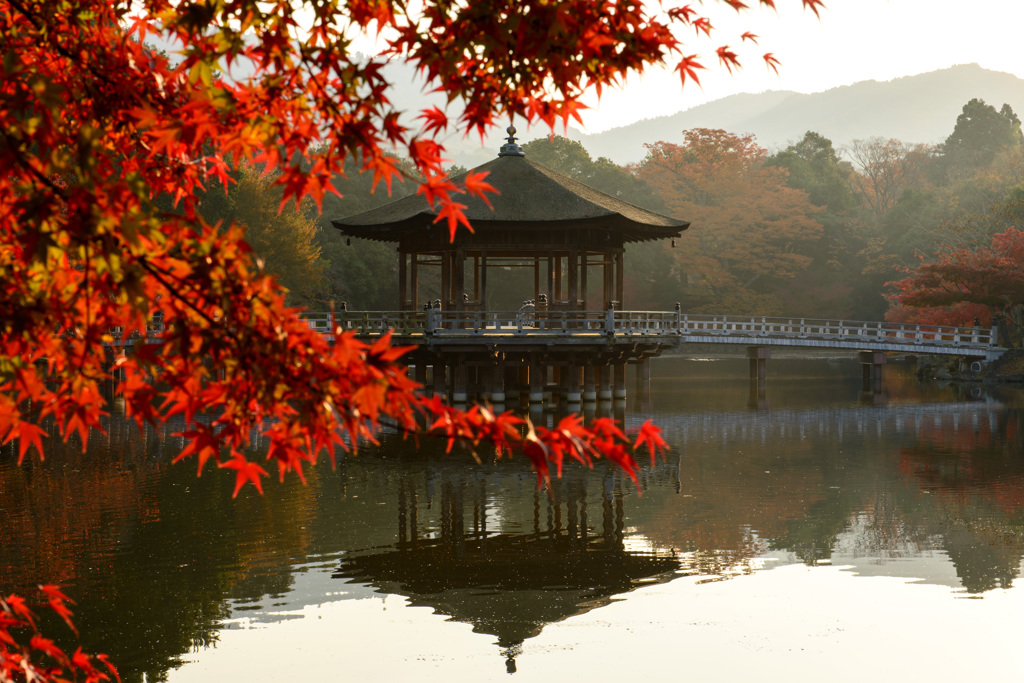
[298,310,999,350]
[677,315,995,347]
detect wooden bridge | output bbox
[302,310,1003,359]
[290,309,1005,404]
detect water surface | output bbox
[2,356,1022,682]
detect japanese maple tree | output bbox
[1,0,825,677]
[888,227,1024,345]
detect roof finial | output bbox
[498,124,525,157]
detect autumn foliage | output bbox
[2,0,842,676]
[888,227,1024,344]
[633,129,822,314]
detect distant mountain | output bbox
[541,64,1024,165]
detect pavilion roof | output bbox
[332,153,689,244]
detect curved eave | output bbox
[332,155,689,244]
[334,214,689,244]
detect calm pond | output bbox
[2,356,1024,682]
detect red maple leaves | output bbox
[1,587,119,682]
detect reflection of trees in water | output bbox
[625,400,1024,594]
[0,408,320,683]
[895,407,1024,592]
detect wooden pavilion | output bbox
[333,128,688,313]
[332,127,689,404]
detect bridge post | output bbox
[747,346,770,382]
[858,351,886,392]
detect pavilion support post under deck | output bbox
[432,362,446,398]
[582,364,597,402]
[529,359,545,403]
[504,366,521,400]
[597,365,612,401]
[489,362,505,403]
[414,361,427,387]
[566,357,581,404]
[452,356,468,403]
[613,363,626,399]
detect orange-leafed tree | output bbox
[633,129,823,315]
[1,0,825,677]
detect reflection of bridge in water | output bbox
[628,401,1002,447]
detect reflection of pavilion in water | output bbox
[332,464,678,673]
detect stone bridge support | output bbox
[748,346,771,382]
[859,351,886,393]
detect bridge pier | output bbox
[859,351,886,393]
[747,346,771,382]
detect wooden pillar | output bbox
[398,250,408,310]
[615,250,624,309]
[546,252,554,304]
[580,251,589,310]
[411,253,419,309]
[598,364,612,401]
[473,255,480,302]
[554,254,563,302]
[441,251,451,309]
[566,358,581,404]
[414,360,427,387]
[613,363,626,399]
[582,363,597,402]
[489,361,505,403]
[568,247,578,309]
[534,257,541,302]
[603,253,613,309]
[432,362,446,397]
[505,366,521,400]
[455,248,466,311]
[452,356,468,403]
[529,358,545,404]
[480,250,488,311]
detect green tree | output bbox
[202,165,325,306]
[943,98,1022,171]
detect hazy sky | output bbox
[575,0,1024,132]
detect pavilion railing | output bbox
[298,310,1000,351]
